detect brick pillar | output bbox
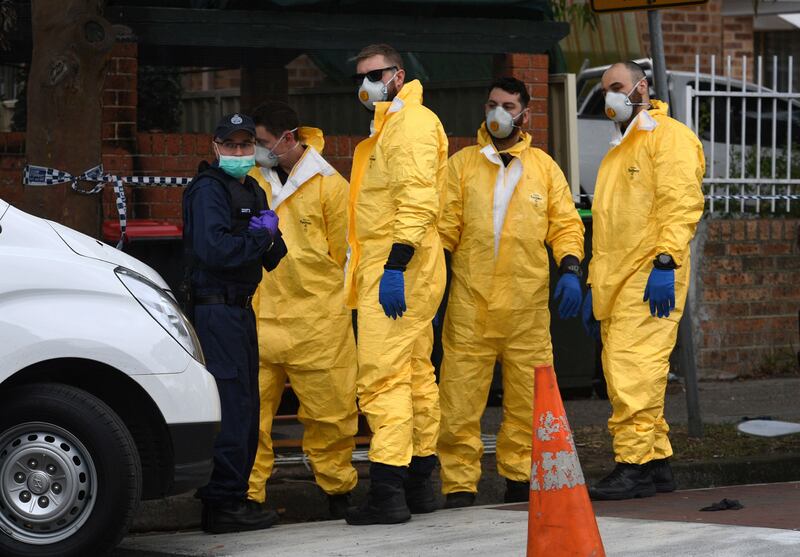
[101,40,137,221]
[723,16,754,81]
[637,0,724,74]
[494,53,550,151]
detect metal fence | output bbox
[684,55,800,214]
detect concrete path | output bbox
[116,482,800,557]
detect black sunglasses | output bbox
[352,66,397,84]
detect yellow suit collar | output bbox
[372,79,424,135]
[477,123,532,159]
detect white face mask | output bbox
[485,106,525,139]
[604,79,648,123]
[255,128,298,168]
[357,70,398,111]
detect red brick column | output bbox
[101,40,138,221]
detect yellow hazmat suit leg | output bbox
[437,335,497,494]
[355,256,445,466]
[600,306,679,465]
[292,356,359,495]
[248,362,289,503]
[409,324,440,457]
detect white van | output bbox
[0,198,220,556]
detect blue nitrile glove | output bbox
[643,268,675,318]
[249,209,279,237]
[379,269,406,320]
[554,273,582,319]
[581,289,601,341]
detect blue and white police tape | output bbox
[23,164,192,248]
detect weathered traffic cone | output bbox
[527,365,605,557]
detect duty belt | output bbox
[194,293,254,308]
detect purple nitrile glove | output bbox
[248,209,279,237]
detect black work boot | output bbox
[405,455,439,514]
[589,463,656,501]
[504,479,530,503]
[345,463,411,525]
[444,492,476,509]
[649,458,676,493]
[202,499,279,534]
[328,492,351,520]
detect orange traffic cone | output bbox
[527,365,605,557]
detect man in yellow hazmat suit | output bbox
[344,43,448,525]
[437,77,586,508]
[245,101,359,518]
[583,61,705,500]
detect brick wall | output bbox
[722,16,754,80]
[636,0,754,80]
[694,219,800,379]
[287,55,327,90]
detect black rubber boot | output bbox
[328,492,352,520]
[345,463,411,525]
[444,492,476,509]
[649,458,676,493]
[202,499,279,534]
[405,455,439,514]
[589,463,656,501]
[504,479,530,503]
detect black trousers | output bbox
[193,303,260,502]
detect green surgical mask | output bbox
[217,152,255,179]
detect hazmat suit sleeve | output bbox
[322,174,350,269]
[383,113,442,249]
[650,125,706,266]
[437,151,467,252]
[543,155,585,265]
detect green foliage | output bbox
[137,66,183,133]
[551,0,597,30]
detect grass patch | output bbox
[573,423,800,466]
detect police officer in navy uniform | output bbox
[183,113,288,534]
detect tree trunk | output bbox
[23,0,114,237]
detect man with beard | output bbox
[344,43,448,525]
[582,61,705,500]
[436,76,585,508]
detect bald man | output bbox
[582,61,705,500]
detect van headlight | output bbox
[115,267,205,365]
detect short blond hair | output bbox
[355,44,404,70]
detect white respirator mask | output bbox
[604,78,649,123]
[357,70,397,111]
[485,106,525,139]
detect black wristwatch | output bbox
[559,255,583,278]
[653,253,678,270]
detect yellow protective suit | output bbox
[346,80,448,467]
[589,100,705,465]
[436,125,585,494]
[247,128,358,502]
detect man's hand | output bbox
[249,210,279,237]
[378,269,406,319]
[554,273,582,319]
[643,268,675,318]
[581,288,601,341]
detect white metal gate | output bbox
[684,55,800,214]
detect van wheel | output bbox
[0,383,141,557]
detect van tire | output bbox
[0,383,141,557]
